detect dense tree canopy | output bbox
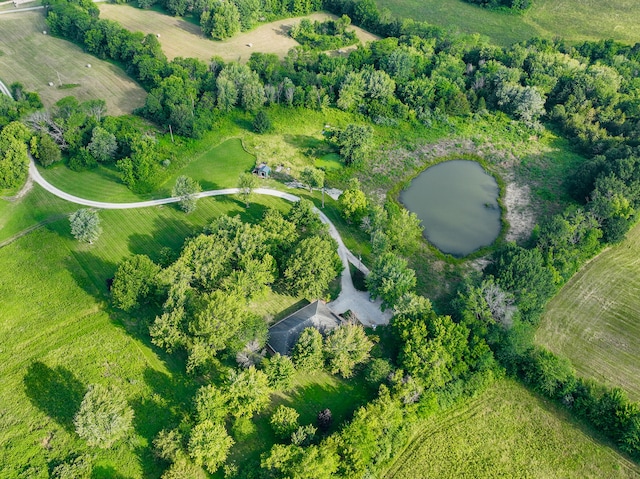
[0,121,30,189]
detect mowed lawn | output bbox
[0,12,145,114]
[0,194,299,477]
[537,222,640,401]
[99,5,378,63]
[377,0,640,46]
[384,380,640,479]
[38,137,257,203]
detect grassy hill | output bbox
[376,0,640,46]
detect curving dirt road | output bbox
[28,159,391,324]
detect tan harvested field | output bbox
[537,222,640,401]
[99,5,379,63]
[0,11,145,115]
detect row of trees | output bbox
[462,0,531,11]
[26,95,167,192]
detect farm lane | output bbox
[28,158,390,325]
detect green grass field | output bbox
[0,189,352,477]
[377,0,640,46]
[384,379,640,479]
[0,12,146,115]
[537,222,640,401]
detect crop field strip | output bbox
[383,380,640,479]
[376,0,640,47]
[0,12,146,114]
[537,222,640,401]
[99,5,378,63]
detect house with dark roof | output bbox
[267,300,342,356]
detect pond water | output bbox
[399,160,501,257]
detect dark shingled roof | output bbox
[268,300,341,356]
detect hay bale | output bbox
[48,82,54,87]
[86,63,91,68]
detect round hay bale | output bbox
[48,82,54,87]
[156,33,160,38]
[43,31,47,35]
[247,43,253,47]
[86,64,91,68]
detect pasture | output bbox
[377,0,640,46]
[0,191,310,477]
[537,222,640,401]
[384,380,640,479]
[99,5,378,62]
[0,12,145,115]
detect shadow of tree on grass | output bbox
[23,361,86,432]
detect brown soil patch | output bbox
[99,5,379,63]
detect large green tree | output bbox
[111,254,161,311]
[200,1,241,40]
[74,384,134,448]
[291,327,324,371]
[324,323,374,378]
[0,121,30,188]
[392,294,470,389]
[225,366,271,418]
[69,209,102,244]
[284,236,341,300]
[188,420,234,473]
[338,178,368,223]
[334,124,373,166]
[87,126,117,163]
[172,175,202,213]
[366,252,416,310]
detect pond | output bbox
[399,160,501,257]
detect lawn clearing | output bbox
[99,5,378,63]
[537,222,640,401]
[376,0,640,46]
[224,369,375,474]
[384,379,640,479]
[315,153,343,171]
[0,12,145,115]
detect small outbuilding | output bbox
[253,162,271,178]
[267,300,342,356]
